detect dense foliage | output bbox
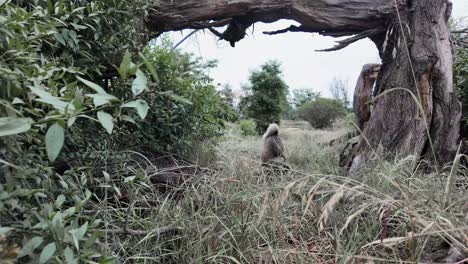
[239,119,257,136]
[239,61,288,133]
[299,97,347,129]
[453,34,468,137]
[290,88,320,109]
[0,1,235,263]
[134,39,238,154]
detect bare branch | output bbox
[208,27,224,38]
[451,28,468,34]
[172,29,201,50]
[146,0,392,46]
[318,27,386,52]
[263,25,307,35]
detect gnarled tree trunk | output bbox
[145,0,462,170]
[353,64,381,130]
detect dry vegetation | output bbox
[94,120,467,263]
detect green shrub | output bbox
[239,119,257,136]
[0,1,234,262]
[240,61,289,133]
[454,36,468,136]
[299,98,347,129]
[131,39,233,155]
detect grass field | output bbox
[99,120,467,263]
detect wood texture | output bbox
[146,0,392,45]
[349,0,461,171]
[353,64,381,130]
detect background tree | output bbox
[291,88,320,108]
[329,77,351,110]
[242,61,289,133]
[218,83,236,107]
[282,88,320,120]
[299,97,347,129]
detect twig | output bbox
[318,27,386,52]
[451,28,468,34]
[172,29,200,50]
[102,226,183,236]
[263,25,307,35]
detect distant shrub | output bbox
[240,61,289,133]
[239,119,257,136]
[299,98,347,129]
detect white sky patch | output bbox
[169,0,468,98]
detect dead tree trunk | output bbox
[353,64,381,130]
[145,0,462,170]
[349,0,461,171]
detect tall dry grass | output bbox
[97,120,467,263]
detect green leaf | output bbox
[98,256,117,264]
[67,116,77,128]
[12,98,25,105]
[86,94,119,108]
[124,176,136,182]
[73,88,84,109]
[76,222,88,239]
[54,32,66,46]
[63,206,76,218]
[64,247,77,264]
[0,117,33,137]
[121,115,136,124]
[0,227,13,236]
[69,30,78,45]
[161,91,192,105]
[69,222,88,251]
[139,52,159,83]
[54,194,66,208]
[131,69,148,97]
[39,242,56,264]
[30,86,75,113]
[97,111,113,134]
[77,76,107,94]
[102,171,110,181]
[18,236,44,258]
[45,123,65,162]
[118,51,137,79]
[122,99,150,119]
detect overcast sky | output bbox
[170,1,468,98]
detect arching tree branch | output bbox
[146,0,394,47]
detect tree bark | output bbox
[145,0,462,170]
[353,64,381,130]
[146,0,392,44]
[349,0,461,172]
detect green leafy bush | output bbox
[299,98,347,129]
[239,119,257,136]
[0,1,234,262]
[454,37,468,136]
[240,61,288,133]
[128,39,237,155]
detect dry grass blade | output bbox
[339,205,369,235]
[319,184,346,231]
[66,120,467,263]
[362,232,414,248]
[444,142,464,209]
